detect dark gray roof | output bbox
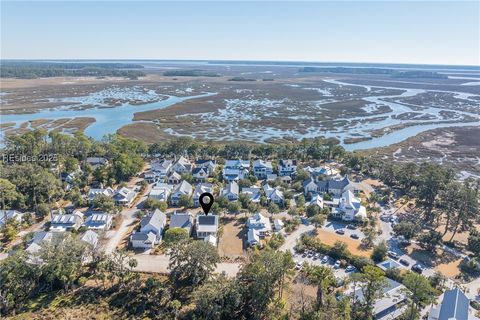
[170,213,193,230]
[327,176,350,190]
[438,288,469,320]
[192,167,207,175]
[198,215,218,226]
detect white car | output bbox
[334,260,341,269]
[321,255,329,264]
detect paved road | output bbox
[279,223,315,254]
[103,183,152,254]
[133,254,241,277]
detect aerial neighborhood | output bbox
[1,133,479,319]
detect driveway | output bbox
[133,254,241,277]
[103,182,152,254]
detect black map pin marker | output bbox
[199,192,214,215]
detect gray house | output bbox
[170,212,194,235]
[131,209,167,249]
[428,288,472,320]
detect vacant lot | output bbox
[218,217,246,259]
[316,228,372,257]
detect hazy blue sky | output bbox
[1,1,479,65]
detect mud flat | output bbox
[362,126,480,177]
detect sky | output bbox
[1,1,479,66]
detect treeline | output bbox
[148,136,346,161]
[345,154,480,251]
[299,67,448,79]
[0,130,146,214]
[163,69,220,77]
[0,61,145,79]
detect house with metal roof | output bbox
[221,181,239,201]
[83,213,113,230]
[170,180,193,206]
[169,212,194,235]
[428,288,472,320]
[193,183,214,207]
[50,212,83,232]
[131,209,167,249]
[253,159,273,179]
[113,187,137,206]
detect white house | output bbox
[50,212,83,232]
[204,234,217,246]
[195,160,216,174]
[86,157,109,170]
[196,215,219,239]
[171,156,193,174]
[247,213,272,245]
[113,187,137,206]
[0,210,23,227]
[241,187,262,203]
[170,180,193,206]
[193,183,214,207]
[149,183,173,202]
[308,194,324,209]
[303,178,318,196]
[167,172,182,185]
[221,181,239,201]
[263,184,284,206]
[253,160,273,179]
[131,209,167,249]
[81,230,99,248]
[192,167,209,182]
[88,187,114,203]
[144,170,161,183]
[83,213,113,230]
[151,159,172,178]
[278,160,297,177]
[332,190,367,221]
[223,159,250,182]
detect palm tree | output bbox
[304,264,335,308]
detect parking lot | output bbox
[292,250,357,279]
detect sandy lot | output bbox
[316,228,372,257]
[218,217,246,259]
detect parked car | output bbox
[346,224,356,230]
[345,265,356,272]
[336,229,345,235]
[350,234,360,239]
[399,258,410,266]
[295,261,304,270]
[387,251,399,260]
[412,263,425,273]
[334,260,341,269]
[321,255,329,264]
[307,251,314,258]
[314,252,321,259]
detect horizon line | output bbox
[1,58,479,68]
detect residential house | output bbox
[267,173,278,182]
[169,212,194,235]
[131,209,167,249]
[149,183,173,202]
[195,160,216,174]
[308,194,324,209]
[428,288,472,320]
[246,213,272,245]
[113,187,137,206]
[278,160,297,177]
[170,180,193,206]
[167,172,182,185]
[86,157,109,170]
[253,160,273,179]
[171,156,193,174]
[303,178,318,196]
[241,186,262,203]
[193,183,214,207]
[151,159,173,178]
[196,215,219,239]
[192,167,209,182]
[332,190,367,221]
[221,181,239,201]
[88,187,115,203]
[25,231,54,255]
[81,230,99,248]
[222,159,250,182]
[144,170,161,183]
[50,212,83,232]
[0,210,23,227]
[353,278,408,320]
[317,176,357,196]
[83,213,113,230]
[264,184,284,206]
